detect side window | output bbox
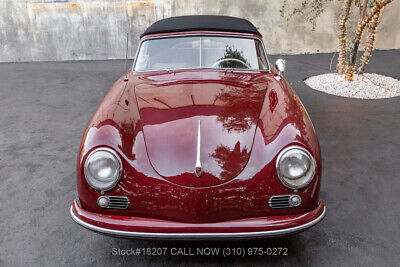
[255,41,268,70]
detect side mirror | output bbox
[275,59,286,76]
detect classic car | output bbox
[70,15,325,239]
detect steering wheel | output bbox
[211,58,250,69]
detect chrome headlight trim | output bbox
[84,147,122,191]
[276,145,316,189]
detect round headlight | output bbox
[84,148,122,191]
[276,146,315,189]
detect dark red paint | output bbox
[72,199,325,234]
[135,69,269,187]
[73,31,323,232]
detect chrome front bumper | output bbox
[70,199,326,240]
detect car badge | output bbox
[195,120,203,177]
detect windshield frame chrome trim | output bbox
[131,33,271,73]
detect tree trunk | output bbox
[361,0,368,20]
[345,0,393,81]
[357,12,382,74]
[337,0,353,75]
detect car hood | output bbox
[134,69,273,187]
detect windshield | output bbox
[134,35,269,72]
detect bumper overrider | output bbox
[70,199,325,239]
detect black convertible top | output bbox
[140,15,262,38]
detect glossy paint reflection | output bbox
[134,69,270,187]
[75,33,321,223]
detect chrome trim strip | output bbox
[132,33,271,73]
[269,194,302,209]
[99,196,130,210]
[195,120,202,177]
[70,205,326,239]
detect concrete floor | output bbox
[0,50,399,266]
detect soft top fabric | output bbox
[140,15,262,38]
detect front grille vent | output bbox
[269,195,301,209]
[107,196,130,210]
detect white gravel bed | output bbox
[304,73,400,99]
